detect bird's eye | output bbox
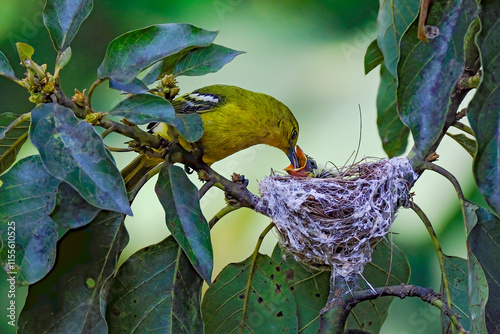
[291,128,298,140]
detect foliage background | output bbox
[0,0,483,332]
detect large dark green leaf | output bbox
[143,44,242,84]
[0,155,59,285]
[155,164,212,283]
[202,253,298,333]
[18,210,128,333]
[463,200,489,333]
[107,236,203,333]
[0,112,30,174]
[376,0,420,77]
[377,64,409,157]
[108,78,149,94]
[97,24,217,84]
[441,256,470,333]
[271,246,330,333]
[364,39,384,75]
[50,182,101,229]
[29,103,132,215]
[397,0,478,157]
[0,51,18,81]
[173,44,244,76]
[468,206,500,333]
[346,241,410,333]
[174,113,204,143]
[467,1,500,215]
[43,0,94,52]
[270,240,409,333]
[142,50,192,85]
[108,94,175,125]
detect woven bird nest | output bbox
[258,157,418,278]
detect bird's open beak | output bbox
[287,144,300,169]
[285,145,310,177]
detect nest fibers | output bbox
[257,157,418,278]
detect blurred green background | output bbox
[0,0,483,333]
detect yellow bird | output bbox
[122,84,300,190]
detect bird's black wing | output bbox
[172,91,225,114]
[147,91,225,133]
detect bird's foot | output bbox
[224,173,249,205]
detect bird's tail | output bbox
[121,154,164,192]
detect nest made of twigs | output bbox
[258,157,418,278]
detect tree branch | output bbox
[209,204,241,229]
[350,284,466,333]
[408,33,481,173]
[421,162,465,202]
[319,280,467,333]
[166,142,262,212]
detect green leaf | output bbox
[468,208,500,333]
[364,39,384,74]
[55,46,72,72]
[467,1,500,215]
[97,23,217,84]
[0,51,18,81]
[447,132,477,158]
[271,246,330,333]
[174,113,204,143]
[462,200,489,333]
[16,42,34,63]
[143,43,241,83]
[108,77,149,94]
[142,50,191,85]
[0,112,30,174]
[270,240,409,333]
[106,236,203,333]
[155,164,212,283]
[441,256,470,332]
[0,155,60,284]
[397,0,478,157]
[173,44,244,76]
[50,182,101,229]
[376,0,420,76]
[18,210,128,333]
[43,0,94,51]
[377,64,409,157]
[346,241,410,333]
[467,253,488,334]
[108,94,175,125]
[202,253,298,333]
[29,103,132,215]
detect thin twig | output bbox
[100,126,115,139]
[417,0,432,42]
[350,284,466,333]
[411,202,454,332]
[199,179,216,199]
[209,205,241,229]
[240,222,275,332]
[87,78,104,110]
[422,162,465,201]
[106,146,134,152]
